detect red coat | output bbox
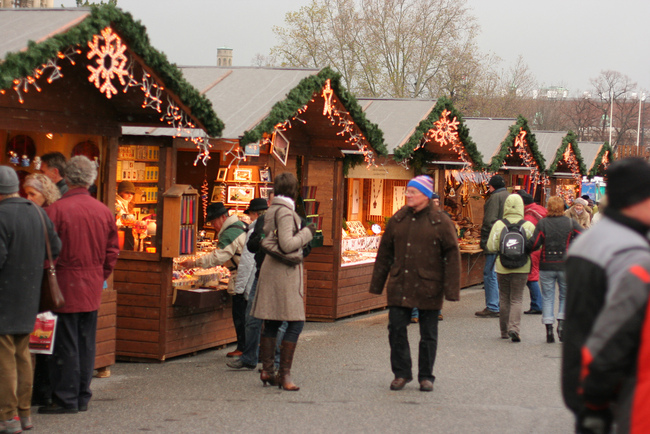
[523,202,547,281]
[46,188,119,313]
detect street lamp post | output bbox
[637,93,646,150]
[609,91,614,146]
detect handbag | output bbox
[36,207,65,312]
[261,230,303,266]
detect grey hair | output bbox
[24,173,61,206]
[65,156,97,188]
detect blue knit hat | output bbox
[407,175,434,199]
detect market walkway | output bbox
[34,285,574,433]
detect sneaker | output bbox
[0,417,22,434]
[19,416,33,430]
[475,308,499,318]
[226,359,256,370]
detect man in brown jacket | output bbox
[369,175,461,392]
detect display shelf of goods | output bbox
[162,185,198,258]
[341,220,380,266]
[117,145,160,205]
[172,253,231,308]
[454,216,482,252]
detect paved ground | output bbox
[32,285,574,433]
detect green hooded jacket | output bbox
[486,194,536,274]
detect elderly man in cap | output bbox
[227,198,269,370]
[0,166,60,433]
[39,156,119,415]
[563,158,650,433]
[180,202,248,357]
[476,174,510,318]
[370,175,460,392]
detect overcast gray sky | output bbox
[61,0,650,95]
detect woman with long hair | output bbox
[249,173,314,391]
[528,196,583,343]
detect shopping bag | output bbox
[29,312,57,355]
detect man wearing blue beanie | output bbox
[370,175,460,392]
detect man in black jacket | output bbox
[563,158,650,433]
[476,175,509,317]
[0,166,60,433]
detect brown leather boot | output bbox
[259,336,277,386]
[278,341,300,391]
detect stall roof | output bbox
[183,67,318,139]
[533,131,568,171]
[576,141,613,177]
[0,5,223,137]
[357,98,436,154]
[463,118,516,163]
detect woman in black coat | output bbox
[527,196,583,343]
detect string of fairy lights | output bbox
[255,79,376,169]
[0,26,212,166]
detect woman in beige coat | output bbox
[250,173,314,391]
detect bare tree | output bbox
[271,0,480,99]
[587,70,638,151]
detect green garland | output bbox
[546,131,588,176]
[239,67,387,170]
[393,97,486,170]
[487,115,546,173]
[588,141,614,177]
[0,4,223,137]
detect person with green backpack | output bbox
[486,194,535,343]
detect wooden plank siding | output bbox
[94,288,116,369]
[114,255,237,361]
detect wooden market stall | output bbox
[0,6,223,364]
[468,116,547,200]
[576,141,613,179]
[128,66,388,325]
[534,131,587,204]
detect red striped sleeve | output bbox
[631,265,650,433]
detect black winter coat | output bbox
[527,215,583,271]
[0,198,60,334]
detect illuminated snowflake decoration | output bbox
[87,27,129,99]
[420,109,473,172]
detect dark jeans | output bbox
[231,293,247,352]
[388,306,439,383]
[48,311,97,410]
[262,320,304,343]
[240,278,263,366]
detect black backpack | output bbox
[498,219,528,269]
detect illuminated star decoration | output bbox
[562,143,582,183]
[87,27,129,99]
[320,79,376,167]
[509,128,546,186]
[322,79,334,116]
